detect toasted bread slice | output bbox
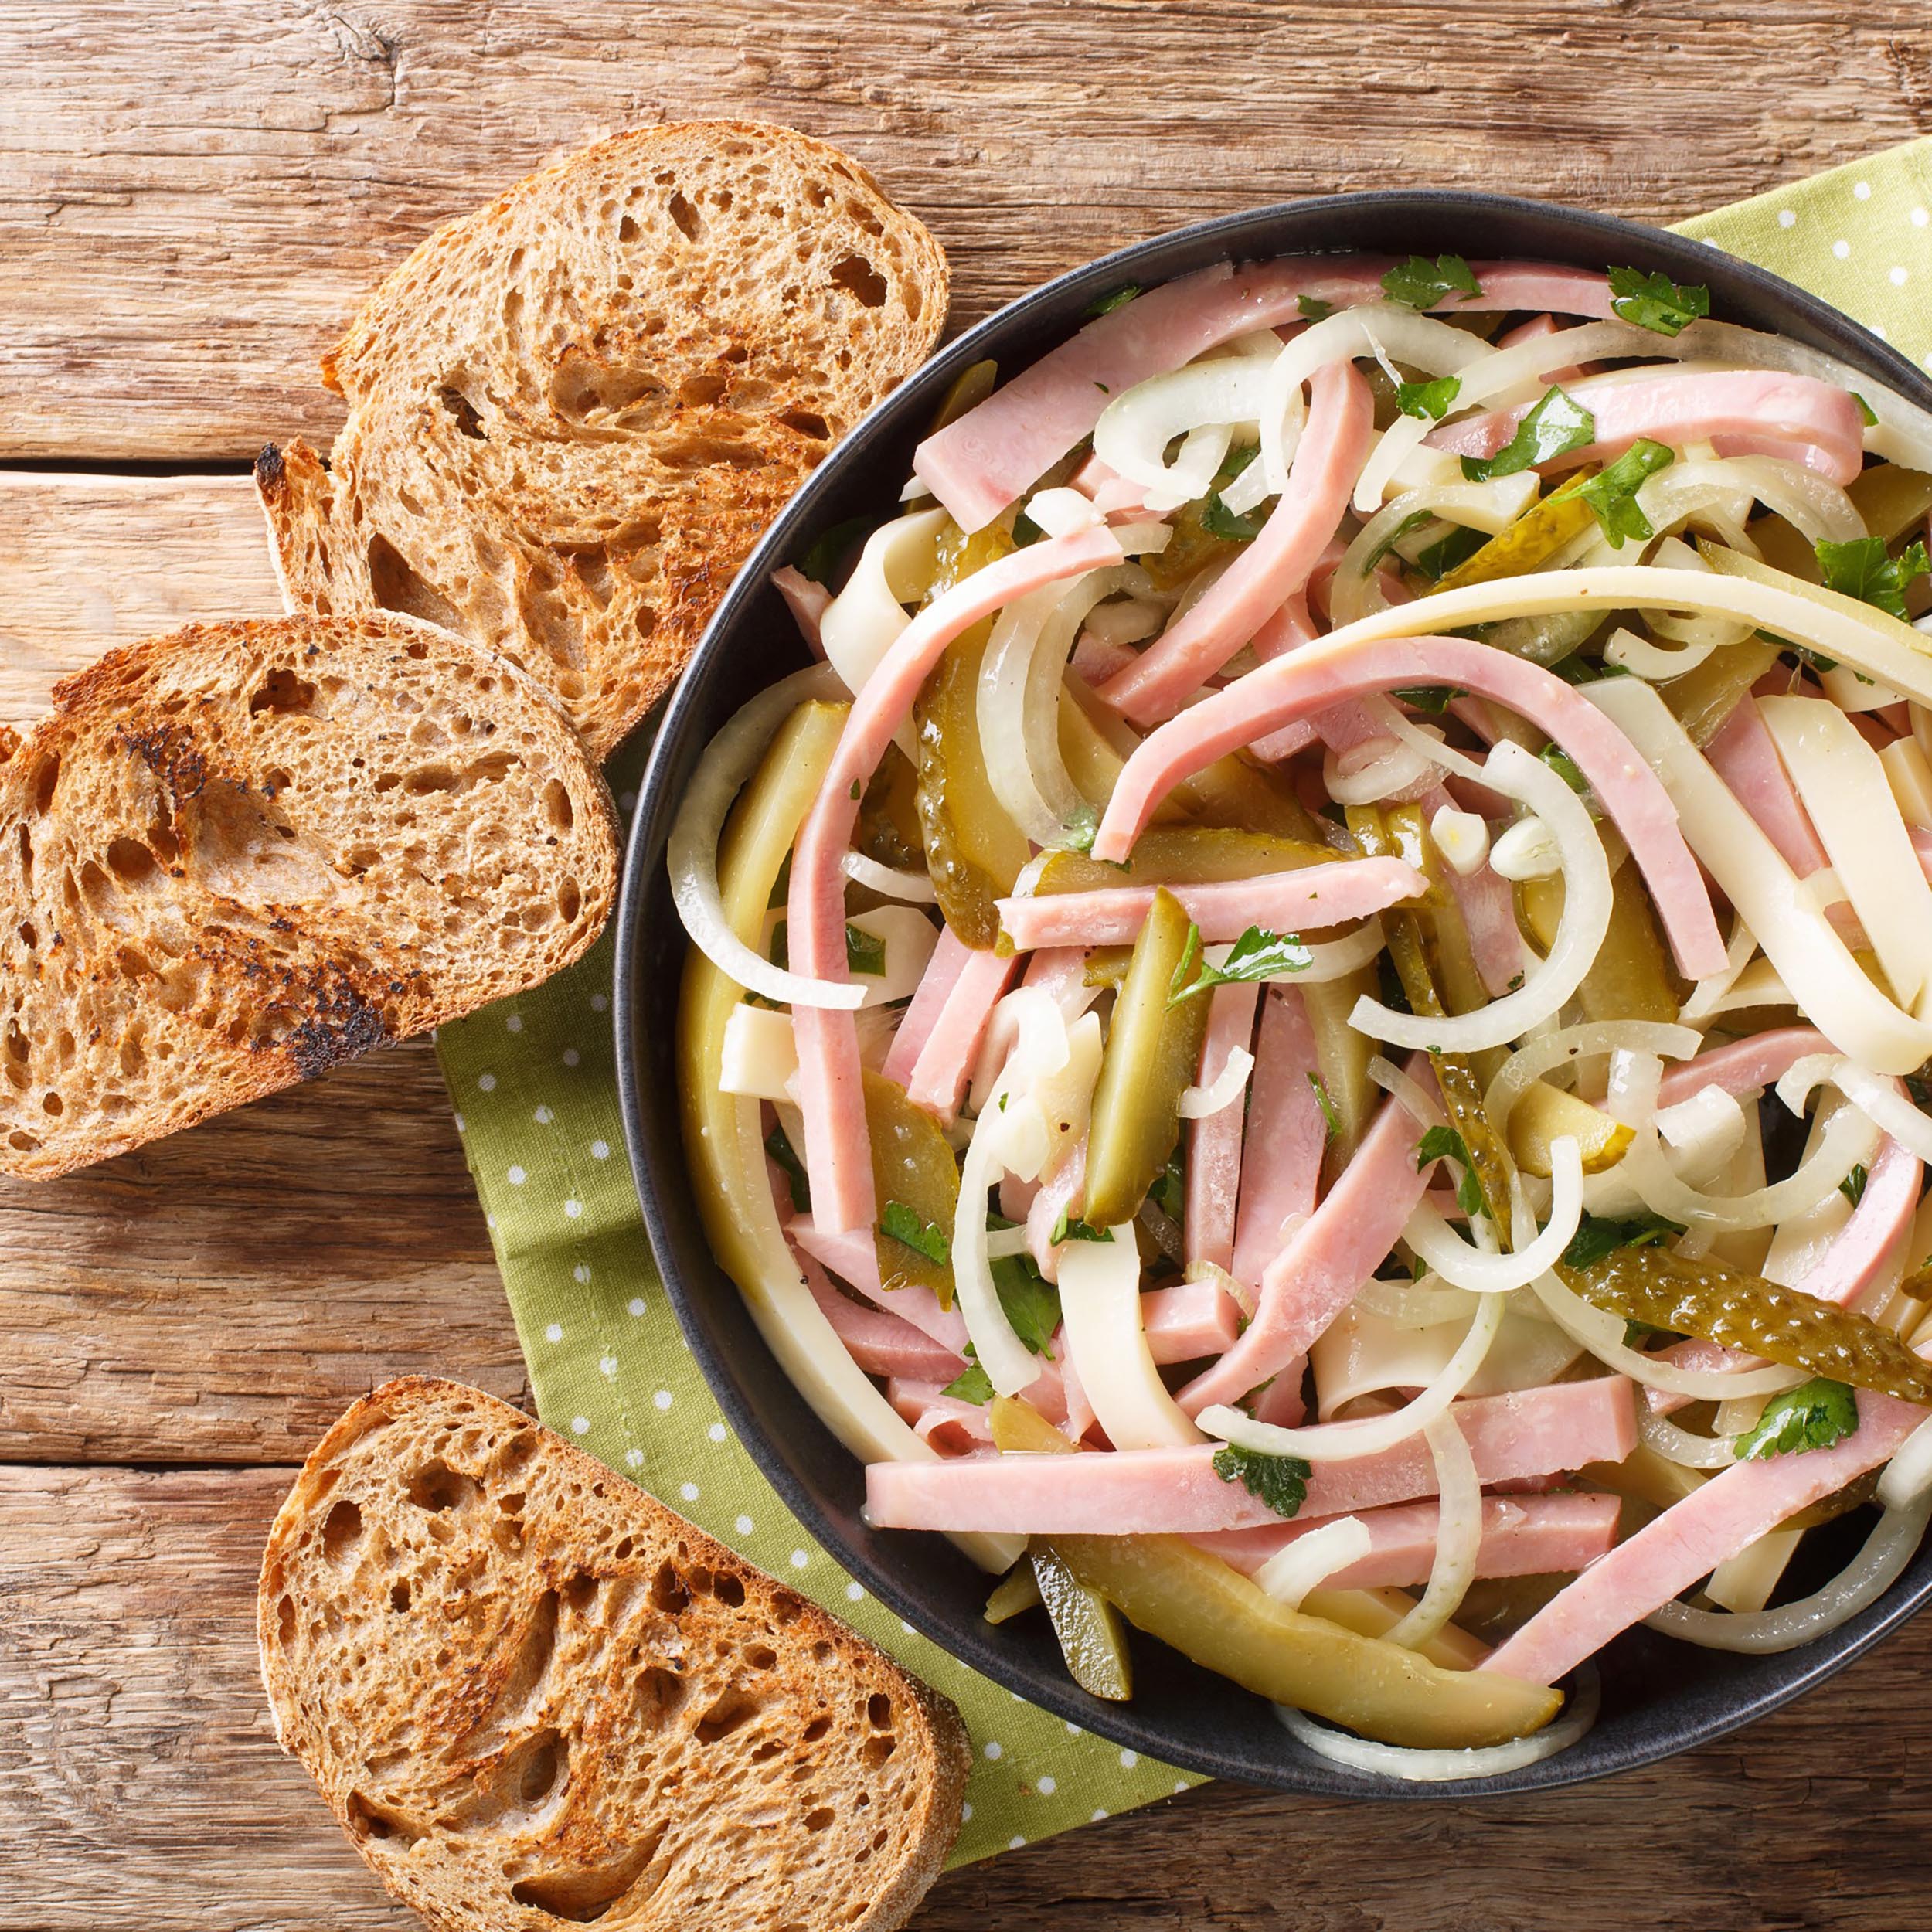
[0,615,615,1178]
[258,121,948,758]
[260,1378,968,1932]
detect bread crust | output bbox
[259,1377,968,1932]
[0,614,617,1178]
[259,121,949,757]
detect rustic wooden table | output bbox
[4,4,1931,1925]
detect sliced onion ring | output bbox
[842,849,938,903]
[1405,1137,1585,1294]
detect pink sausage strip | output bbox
[1655,1026,1832,1108]
[1026,1141,1087,1285]
[770,565,832,655]
[913,258,1613,531]
[996,856,1427,951]
[801,1254,968,1383]
[1091,632,1727,979]
[788,1216,971,1354]
[1099,362,1376,724]
[1197,1492,1622,1590]
[1705,698,1828,879]
[903,945,1022,1125]
[1230,985,1326,1291]
[1143,1277,1243,1363]
[889,1381,994,1455]
[864,1379,1638,1534]
[1428,369,1866,488]
[1185,982,1262,1275]
[1420,781,1523,998]
[881,928,971,1087]
[789,525,1124,1232]
[1180,1085,1431,1416]
[1485,1389,1927,1686]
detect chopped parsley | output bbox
[1733,1377,1859,1461]
[796,514,879,587]
[1396,375,1462,422]
[1570,437,1675,548]
[1391,684,1465,713]
[1211,1444,1311,1519]
[1540,744,1590,793]
[1854,392,1879,427]
[1416,1124,1484,1219]
[1149,1150,1186,1225]
[770,920,887,977]
[1416,522,1488,580]
[1050,1212,1114,1245]
[1085,284,1140,319]
[1381,253,1482,311]
[1815,535,1931,623]
[1607,266,1711,337]
[1561,1210,1685,1272]
[1460,386,1597,483]
[1298,294,1336,322]
[764,1122,811,1214]
[1840,1163,1869,1209]
[880,1200,951,1264]
[1199,444,1268,542]
[1550,653,1631,685]
[993,1252,1061,1355]
[1011,508,1045,547]
[1055,801,1100,854]
[1308,1071,1342,1142]
[1361,508,1435,576]
[943,1352,996,1403]
[1168,923,1314,1005]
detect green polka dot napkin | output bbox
[434,137,1932,1866]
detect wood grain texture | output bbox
[0,474,284,724]
[0,1038,525,1467]
[0,1462,1927,1932]
[4,0,1931,457]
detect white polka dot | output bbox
[1832,239,1851,260]
[563,1048,581,1068]
[961,1803,973,1824]
[845,1581,865,1602]
[591,992,610,1013]
[679,1481,699,1502]
[983,1740,1002,1760]
[1008,1835,1026,1850]
[590,1139,611,1161]
[544,1321,563,1343]
[625,1447,644,1468]
[507,1164,526,1185]
[653,1389,673,1411]
[899,1620,915,1635]
[574,1264,592,1284]
[1855,180,1872,200]
[1063,1721,1083,1736]
[1913,207,1930,229]
[570,1416,590,1435]
[627,1296,646,1317]
[477,1072,497,1092]
[1872,322,1891,340]
[1118,1749,1138,1769]
[1891,266,1910,287]
[599,1355,618,1377]
[506,1013,523,1033]
[708,1423,727,1442]
[1172,1780,1189,1794]
[1036,1775,1056,1796]
[734,1513,754,1535]
[563,1199,583,1219]
[790,1549,809,1569]
[533,1104,553,1124]
[1091,1808,1108,1823]
[1777,207,1797,228]
[485,1213,498,1232]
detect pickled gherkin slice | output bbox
[1083,886,1212,1226]
[866,1070,961,1310]
[1434,478,1599,593]
[1031,825,1335,896]
[1031,1542,1134,1701]
[1563,1247,1932,1407]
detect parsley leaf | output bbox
[845,923,889,977]
[1460,386,1596,483]
[1733,1377,1859,1461]
[1396,375,1462,421]
[1853,392,1879,427]
[944,1354,996,1403]
[1050,1212,1114,1245]
[1012,508,1045,547]
[1570,438,1675,548]
[1055,801,1100,854]
[1198,444,1268,542]
[1540,744,1590,793]
[1416,523,1487,580]
[1149,1150,1185,1226]
[1416,1124,1484,1219]
[1841,1162,1869,1209]
[1360,508,1434,576]
[1085,284,1141,319]
[1550,653,1631,685]
[1561,1210,1685,1272]
[1308,1071,1342,1142]
[764,1122,812,1214]
[1168,923,1314,1005]
[1607,266,1711,337]
[1815,535,1931,622]
[1211,1444,1311,1519]
[880,1199,950,1264]
[1381,254,1482,311]
[1298,294,1335,322]
[1391,684,1465,714]
[796,514,880,587]
[992,1253,1061,1355]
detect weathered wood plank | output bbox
[3,0,1929,457]
[1,1461,1928,1932]
[0,474,283,724]
[0,1038,526,1466]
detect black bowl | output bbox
[616,189,1932,1794]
